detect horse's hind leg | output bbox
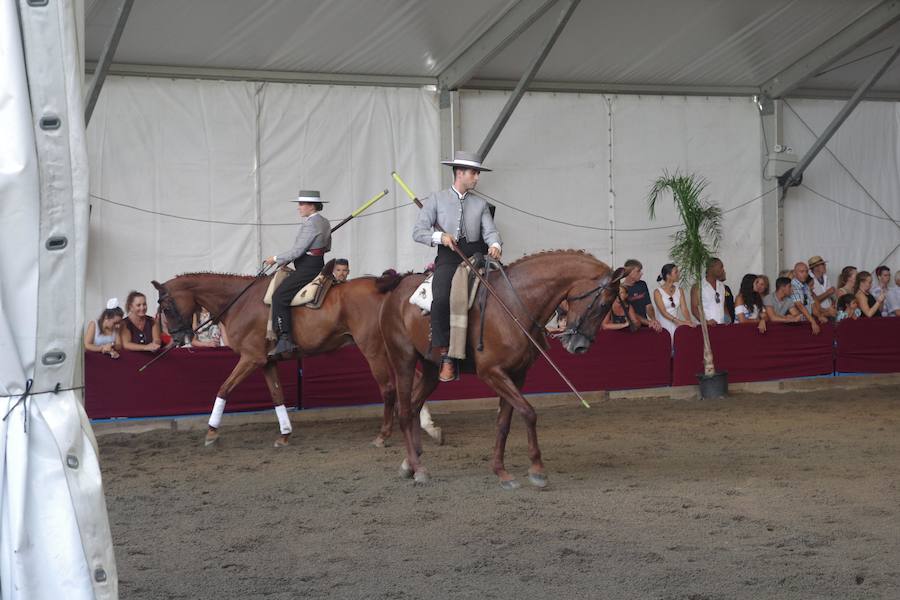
[491,398,518,489]
[262,361,293,448]
[205,356,265,446]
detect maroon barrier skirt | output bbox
[835,317,900,373]
[671,321,834,386]
[84,347,298,419]
[299,329,672,409]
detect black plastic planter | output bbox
[698,371,728,399]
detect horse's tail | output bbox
[375,269,411,293]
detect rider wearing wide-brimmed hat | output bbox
[265,190,331,357]
[413,151,502,381]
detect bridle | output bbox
[562,276,619,343]
[157,288,194,342]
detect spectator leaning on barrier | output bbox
[764,277,804,324]
[886,272,900,317]
[653,263,694,341]
[836,266,857,297]
[83,298,124,359]
[192,308,225,348]
[871,266,891,316]
[691,257,728,326]
[855,271,884,318]
[735,273,766,334]
[808,255,836,319]
[836,294,861,323]
[602,267,640,331]
[122,290,162,352]
[790,262,826,329]
[622,259,662,332]
[334,258,350,283]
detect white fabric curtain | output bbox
[1,0,116,598]
[782,99,900,271]
[86,78,439,313]
[459,91,763,284]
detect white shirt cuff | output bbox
[489,242,501,250]
[431,231,443,246]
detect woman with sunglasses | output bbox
[735,273,767,333]
[653,263,694,341]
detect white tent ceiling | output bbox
[84,0,900,98]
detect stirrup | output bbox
[439,355,457,382]
[268,335,298,358]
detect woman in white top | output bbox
[734,273,767,334]
[652,263,694,341]
[83,299,124,358]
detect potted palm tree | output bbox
[648,171,727,399]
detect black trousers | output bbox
[430,238,487,348]
[272,254,324,339]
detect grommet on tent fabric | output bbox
[26,0,49,7]
[46,235,68,250]
[94,568,107,583]
[42,351,66,365]
[66,455,79,469]
[39,115,61,130]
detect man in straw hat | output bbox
[413,151,502,382]
[265,190,331,357]
[808,255,836,319]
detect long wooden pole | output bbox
[392,171,592,408]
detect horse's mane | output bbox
[375,269,418,293]
[506,249,600,269]
[175,271,258,280]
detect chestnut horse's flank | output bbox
[152,265,430,448]
[378,250,619,488]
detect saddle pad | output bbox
[409,274,434,312]
[264,271,329,307]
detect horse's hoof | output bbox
[425,426,443,445]
[413,468,430,484]
[399,459,414,479]
[528,472,549,488]
[372,436,386,448]
[204,432,219,447]
[274,435,290,448]
[499,478,521,491]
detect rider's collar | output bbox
[450,185,468,200]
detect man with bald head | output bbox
[790,261,823,334]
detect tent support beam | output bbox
[477,0,580,159]
[760,99,785,275]
[439,89,461,187]
[782,44,900,189]
[437,0,559,92]
[84,0,133,124]
[760,0,900,101]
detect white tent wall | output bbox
[86,77,439,314]
[781,99,900,272]
[459,91,764,284]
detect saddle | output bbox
[264,259,336,309]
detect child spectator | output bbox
[622,259,662,332]
[192,308,225,347]
[83,298,124,358]
[122,290,162,351]
[835,294,861,322]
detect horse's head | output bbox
[558,271,621,354]
[152,279,197,347]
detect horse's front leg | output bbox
[205,355,266,447]
[262,361,293,448]
[482,369,546,489]
[411,362,441,458]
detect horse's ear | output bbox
[151,280,163,291]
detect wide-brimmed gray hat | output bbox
[440,151,491,172]
[290,190,328,203]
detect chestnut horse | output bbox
[378,250,618,488]
[151,265,429,448]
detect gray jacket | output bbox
[276,212,331,265]
[412,188,502,248]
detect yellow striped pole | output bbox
[332,188,390,232]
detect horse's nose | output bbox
[567,334,590,354]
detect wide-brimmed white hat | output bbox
[440,151,491,172]
[290,190,328,203]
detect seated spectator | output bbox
[334,258,350,283]
[763,277,803,323]
[723,283,736,324]
[779,268,795,280]
[791,262,826,329]
[602,268,640,331]
[121,290,161,351]
[691,257,728,326]
[83,299,124,358]
[871,266,891,316]
[835,294,861,323]
[756,274,770,297]
[808,255,836,319]
[836,266,857,297]
[192,308,225,347]
[622,259,662,332]
[652,263,694,340]
[734,273,766,334]
[546,300,568,336]
[886,272,900,317]
[854,271,884,318]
